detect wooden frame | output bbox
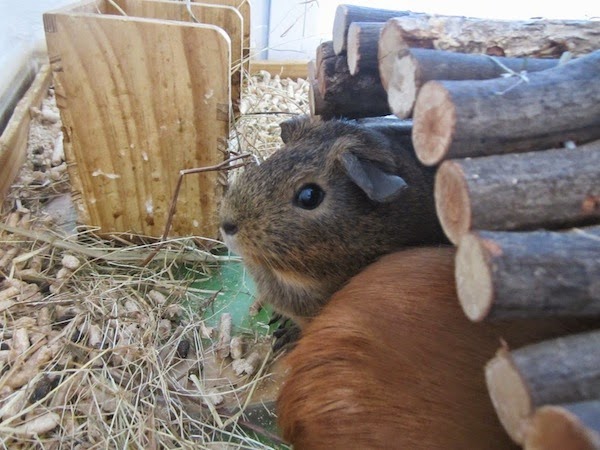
[0,64,52,209]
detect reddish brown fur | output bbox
[277,247,593,449]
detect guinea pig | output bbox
[277,246,594,449]
[219,116,446,327]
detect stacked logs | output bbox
[310,4,600,449]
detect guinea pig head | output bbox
[219,116,413,289]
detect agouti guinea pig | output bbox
[220,116,446,328]
[277,246,592,449]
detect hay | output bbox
[0,66,308,449]
[229,70,310,160]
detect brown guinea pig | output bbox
[277,246,593,449]
[219,116,446,327]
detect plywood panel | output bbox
[44,12,231,237]
[198,0,251,73]
[115,0,243,109]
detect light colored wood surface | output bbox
[525,402,600,450]
[486,330,600,444]
[47,0,245,105]
[112,0,243,107]
[199,0,251,73]
[0,64,52,208]
[44,9,231,238]
[249,59,309,79]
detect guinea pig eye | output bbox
[294,184,325,210]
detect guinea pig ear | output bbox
[279,115,320,143]
[339,152,408,203]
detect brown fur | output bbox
[220,117,446,325]
[277,247,594,449]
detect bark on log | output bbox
[308,81,334,118]
[347,22,385,76]
[315,41,390,119]
[412,50,600,166]
[485,330,600,444]
[307,60,333,118]
[525,402,600,450]
[434,140,600,245]
[378,15,600,91]
[332,4,411,55]
[455,226,600,322]
[316,39,336,72]
[388,48,558,119]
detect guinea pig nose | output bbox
[221,221,239,236]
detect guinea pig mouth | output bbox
[221,232,242,257]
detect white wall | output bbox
[0,0,74,131]
[250,0,270,59]
[265,0,322,60]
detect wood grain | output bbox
[44,9,231,238]
[198,0,251,73]
[106,0,243,110]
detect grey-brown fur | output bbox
[219,116,446,325]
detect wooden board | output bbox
[249,60,309,79]
[48,0,244,107]
[56,0,249,83]
[109,0,243,109]
[44,10,231,238]
[199,0,251,73]
[0,64,52,209]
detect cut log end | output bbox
[347,22,385,76]
[525,406,600,450]
[378,20,408,92]
[332,5,349,55]
[485,349,534,445]
[434,160,472,245]
[347,23,360,75]
[455,233,494,322]
[387,51,418,119]
[412,81,456,166]
[309,81,323,117]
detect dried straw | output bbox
[0,60,308,449]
